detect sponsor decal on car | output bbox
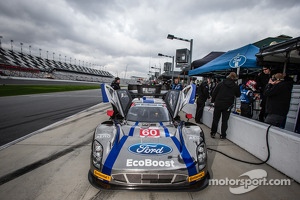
[140,128,160,138]
[94,169,111,181]
[128,143,172,155]
[96,133,111,139]
[188,135,200,140]
[188,171,205,182]
[126,158,175,167]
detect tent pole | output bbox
[283,51,289,74]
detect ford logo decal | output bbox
[128,143,173,156]
[229,54,246,68]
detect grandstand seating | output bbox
[0,47,114,81]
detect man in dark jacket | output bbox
[110,77,121,119]
[264,73,293,128]
[111,77,121,90]
[195,79,210,124]
[256,66,271,122]
[210,72,241,139]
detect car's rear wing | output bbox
[101,83,196,119]
[128,84,168,98]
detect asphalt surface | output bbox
[0,103,299,200]
[0,89,102,146]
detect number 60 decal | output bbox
[140,128,160,137]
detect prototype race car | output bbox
[88,84,209,191]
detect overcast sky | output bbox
[1,0,299,78]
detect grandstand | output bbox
[0,47,115,82]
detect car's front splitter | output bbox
[88,170,210,192]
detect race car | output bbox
[88,84,209,191]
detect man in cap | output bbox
[210,72,241,139]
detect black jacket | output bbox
[111,81,120,90]
[256,72,271,93]
[197,81,210,101]
[264,80,293,116]
[211,79,241,110]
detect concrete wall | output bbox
[202,106,300,183]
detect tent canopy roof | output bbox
[191,51,225,70]
[188,44,260,76]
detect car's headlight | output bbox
[92,140,103,168]
[197,142,206,169]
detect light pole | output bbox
[10,40,13,51]
[29,45,31,55]
[148,70,155,80]
[151,66,161,79]
[39,48,42,58]
[53,52,55,60]
[158,53,174,81]
[20,43,23,54]
[167,34,193,84]
[0,36,3,48]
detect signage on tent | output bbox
[229,54,246,68]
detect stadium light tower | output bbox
[10,40,13,51]
[39,48,42,58]
[0,36,3,48]
[29,45,32,55]
[167,34,193,84]
[20,43,23,54]
[151,66,161,77]
[158,53,174,81]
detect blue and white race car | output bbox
[88,84,209,191]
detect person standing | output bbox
[264,73,293,128]
[171,78,183,90]
[210,72,241,139]
[195,79,210,124]
[256,66,271,122]
[240,80,258,118]
[111,77,121,90]
[110,77,121,119]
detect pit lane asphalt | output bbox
[0,89,101,146]
[0,103,299,200]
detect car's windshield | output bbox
[126,104,170,122]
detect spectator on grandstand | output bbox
[264,73,293,128]
[171,78,183,90]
